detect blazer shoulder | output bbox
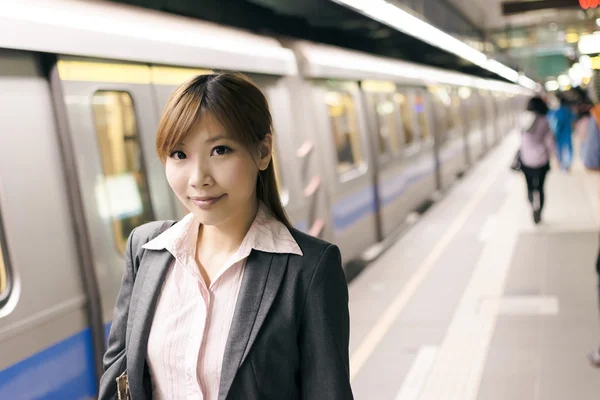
[288,227,340,264]
[130,220,175,256]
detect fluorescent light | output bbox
[545,80,559,91]
[330,0,536,89]
[518,75,537,90]
[578,33,600,55]
[558,74,571,90]
[580,55,592,70]
[330,0,488,67]
[569,63,583,83]
[557,75,570,85]
[486,59,519,82]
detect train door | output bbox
[480,90,497,147]
[0,51,98,397]
[363,82,437,239]
[362,82,400,240]
[462,88,485,163]
[413,88,441,190]
[313,80,378,261]
[53,58,179,336]
[429,85,467,189]
[251,75,314,236]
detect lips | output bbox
[189,194,225,209]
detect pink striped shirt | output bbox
[142,203,302,400]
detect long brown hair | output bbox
[156,72,292,228]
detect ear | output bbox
[258,133,273,171]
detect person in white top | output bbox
[98,72,353,400]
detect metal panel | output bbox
[311,80,378,261]
[289,40,477,87]
[252,75,307,230]
[362,84,437,238]
[0,0,297,76]
[0,50,89,370]
[57,59,178,325]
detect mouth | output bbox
[189,194,226,209]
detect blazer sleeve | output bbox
[97,227,138,400]
[299,244,354,399]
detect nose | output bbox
[189,158,214,188]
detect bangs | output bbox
[156,74,262,161]
[156,81,204,162]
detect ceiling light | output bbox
[545,80,559,91]
[566,32,579,43]
[580,55,592,69]
[578,33,600,54]
[558,74,571,89]
[329,0,536,89]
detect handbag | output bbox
[117,370,130,400]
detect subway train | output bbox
[0,0,532,397]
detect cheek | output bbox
[165,162,187,195]
[218,158,257,194]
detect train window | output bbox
[429,86,462,139]
[372,93,400,156]
[414,93,431,141]
[394,92,416,146]
[325,91,364,174]
[92,91,155,254]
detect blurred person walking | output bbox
[517,96,555,224]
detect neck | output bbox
[196,197,259,257]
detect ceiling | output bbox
[107,0,600,84]
[446,0,600,81]
[447,0,588,31]
[107,0,513,81]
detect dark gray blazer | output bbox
[98,220,353,400]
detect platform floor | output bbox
[348,132,600,400]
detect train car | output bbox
[0,0,531,397]
[283,40,529,260]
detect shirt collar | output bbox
[141,202,303,259]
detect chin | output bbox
[190,208,230,227]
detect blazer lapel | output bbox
[127,249,174,400]
[218,251,289,400]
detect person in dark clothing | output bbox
[518,96,555,224]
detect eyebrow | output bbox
[205,134,231,143]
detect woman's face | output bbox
[165,114,272,228]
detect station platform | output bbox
[348,132,600,400]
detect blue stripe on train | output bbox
[332,143,467,232]
[332,159,436,232]
[0,327,97,399]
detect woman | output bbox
[519,96,554,224]
[98,73,353,399]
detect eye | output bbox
[211,146,232,156]
[169,150,187,160]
